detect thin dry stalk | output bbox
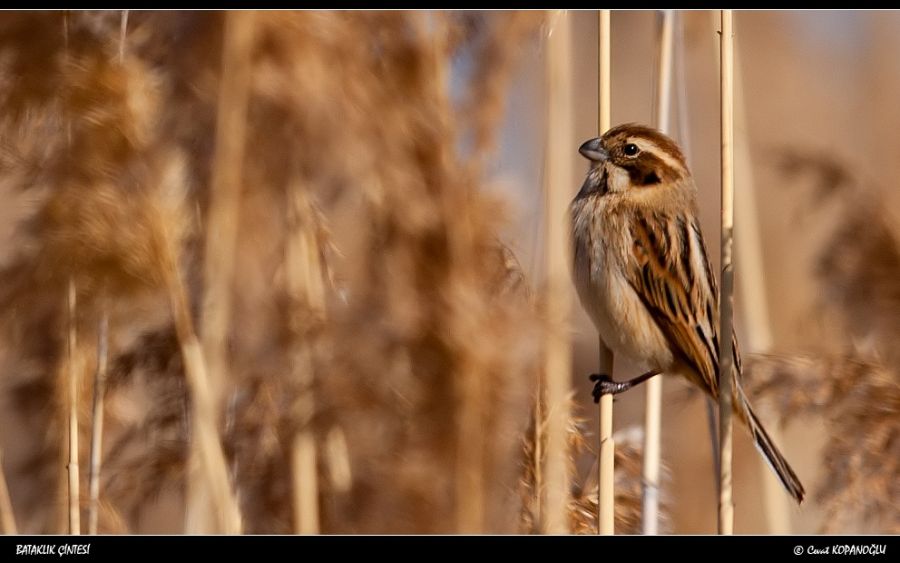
[201,11,255,402]
[531,379,544,529]
[84,7,124,540]
[701,8,721,517]
[118,11,128,63]
[542,9,574,535]
[653,10,674,131]
[291,434,318,534]
[598,11,611,133]
[597,363,614,535]
[705,398,720,489]
[642,9,674,537]
[729,23,773,360]
[323,427,351,495]
[0,448,16,534]
[86,309,108,535]
[166,265,241,535]
[596,8,615,537]
[285,186,327,535]
[189,10,255,535]
[731,29,790,533]
[66,278,80,535]
[641,371,661,536]
[717,9,735,536]
[529,11,560,532]
[63,13,78,537]
[674,12,692,161]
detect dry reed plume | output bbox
[519,402,670,535]
[0,11,549,534]
[743,152,900,533]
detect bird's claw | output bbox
[589,373,619,403]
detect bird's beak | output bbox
[578,137,608,162]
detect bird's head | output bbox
[578,123,691,196]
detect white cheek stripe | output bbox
[631,138,686,175]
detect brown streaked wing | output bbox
[628,211,720,396]
[687,218,745,389]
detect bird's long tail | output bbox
[732,382,805,504]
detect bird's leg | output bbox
[589,370,660,403]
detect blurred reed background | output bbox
[0,10,896,535]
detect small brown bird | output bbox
[570,123,805,503]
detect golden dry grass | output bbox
[518,402,671,535]
[0,10,894,536]
[0,10,552,534]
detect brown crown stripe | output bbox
[602,122,688,170]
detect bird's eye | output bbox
[623,143,639,156]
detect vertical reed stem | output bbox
[642,373,662,536]
[543,9,574,535]
[187,10,255,535]
[57,14,72,535]
[84,10,126,538]
[291,434,318,534]
[87,309,108,535]
[598,11,612,132]
[0,448,16,534]
[118,11,128,63]
[286,186,325,535]
[674,12,692,163]
[597,8,615,537]
[717,9,736,536]
[643,9,674,536]
[652,10,674,131]
[66,278,80,535]
[706,397,721,489]
[532,375,544,531]
[731,34,792,534]
[167,267,242,535]
[201,9,255,423]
